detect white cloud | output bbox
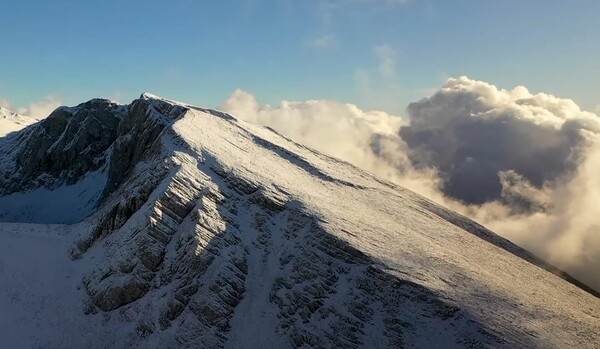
[374,44,397,78]
[0,95,62,120]
[108,91,126,104]
[309,34,336,49]
[220,78,600,293]
[401,76,600,205]
[306,0,409,52]
[0,98,14,111]
[18,96,62,120]
[353,44,402,112]
[400,76,600,291]
[220,89,409,179]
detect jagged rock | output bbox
[0,93,599,349]
[87,275,150,312]
[1,99,125,195]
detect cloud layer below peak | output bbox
[221,77,600,292]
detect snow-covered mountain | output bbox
[0,93,598,348]
[0,106,39,137]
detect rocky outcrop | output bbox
[82,165,208,311]
[73,147,501,348]
[57,96,565,348]
[1,99,125,195]
[102,96,187,197]
[3,93,598,348]
[0,94,188,223]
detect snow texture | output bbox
[0,94,599,348]
[0,107,38,137]
[0,169,107,224]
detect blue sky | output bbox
[0,0,598,113]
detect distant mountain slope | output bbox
[0,94,598,348]
[0,107,38,137]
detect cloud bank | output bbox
[401,77,600,207]
[401,77,600,291]
[221,89,410,180]
[221,77,600,292]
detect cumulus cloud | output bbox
[400,77,600,206]
[399,77,600,290]
[221,89,410,179]
[220,77,600,293]
[474,137,600,292]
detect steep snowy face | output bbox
[0,94,599,348]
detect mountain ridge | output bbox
[0,93,599,348]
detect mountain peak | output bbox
[141,91,160,99]
[0,94,599,348]
[140,92,173,102]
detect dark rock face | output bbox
[0,94,500,347]
[3,99,124,195]
[102,97,187,197]
[0,95,188,222]
[4,94,591,348]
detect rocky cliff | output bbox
[0,94,599,348]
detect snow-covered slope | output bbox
[0,107,38,137]
[0,99,126,223]
[0,93,598,348]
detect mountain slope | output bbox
[0,94,598,348]
[0,107,38,137]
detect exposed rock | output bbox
[1,93,599,349]
[1,99,125,195]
